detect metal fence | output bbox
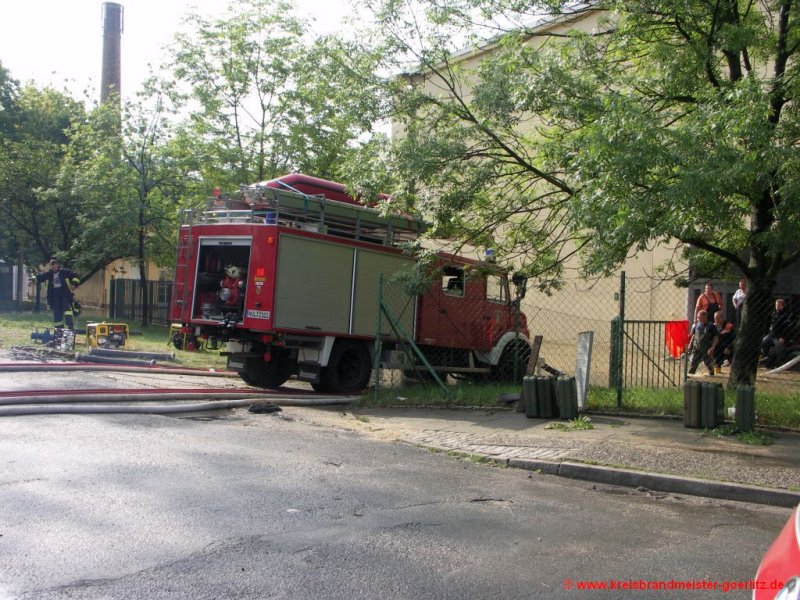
[369,269,800,418]
[108,279,173,326]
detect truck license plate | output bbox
[246,310,271,319]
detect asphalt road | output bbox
[0,403,790,600]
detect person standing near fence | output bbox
[732,278,746,329]
[688,310,718,377]
[712,311,735,369]
[694,282,723,322]
[32,258,80,331]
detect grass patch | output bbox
[0,308,226,370]
[736,430,776,446]
[442,450,497,465]
[354,414,370,423]
[588,386,800,431]
[545,415,594,432]
[588,387,683,416]
[706,424,776,446]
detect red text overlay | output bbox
[563,579,784,593]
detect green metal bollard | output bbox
[536,376,557,419]
[700,382,724,429]
[524,376,539,418]
[683,381,702,428]
[556,376,579,420]
[735,385,756,432]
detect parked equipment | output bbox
[86,322,129,349]
[31,327,75,351]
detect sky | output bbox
[0,0,358,102]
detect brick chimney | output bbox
[101,2,124,104]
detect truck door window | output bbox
[442,267,464,297]
[486,274,508,304]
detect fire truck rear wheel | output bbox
[240,356,294,389]
[319,341,371,394]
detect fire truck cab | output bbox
[170,174,531,393]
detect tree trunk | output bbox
[138,206,149,327]
[728,276,774,387]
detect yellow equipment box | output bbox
[86,322,129,348]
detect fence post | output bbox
[616,271,626,408]
[513,296,521,381]
[609,316,620,388]
[373,273,383,404]
[109,277,116,319]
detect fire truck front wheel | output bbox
[240,355,294,389]
[318,340,371,394]
[491,341,531,383]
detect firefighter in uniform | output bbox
[33,258,80,331]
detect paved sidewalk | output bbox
[286,406,800,508]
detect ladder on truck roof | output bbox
[174,210,194,317]
[192,184,428,248]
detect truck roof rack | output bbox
[183,183,427,247]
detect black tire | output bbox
[240,355,294,388]
[320,340,371,394]
[491,341,531,383]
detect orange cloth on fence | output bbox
[665,320,690,358]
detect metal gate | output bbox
[109,279,173,326]
[619,319,688,388]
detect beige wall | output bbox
[75,260,167,308]
[395,10,691,382]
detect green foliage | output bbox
[545,414,594,431]
[362,0,800,385]
[60,87,192,287]
[0,62,20,139]
[707,423,776,446]
[736,430,776,446]
[169,0,384,189]
[0,76,86,267]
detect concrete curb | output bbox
[508,458,800,508]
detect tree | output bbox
[0,75,86,268]
[355,0,800,386]
[169,0,385,190]
[62,82,194,325]
[0,62,20,139]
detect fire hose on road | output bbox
[0,362,240,377]
[0,388,356,417]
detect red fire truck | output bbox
[169,174,531,393]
